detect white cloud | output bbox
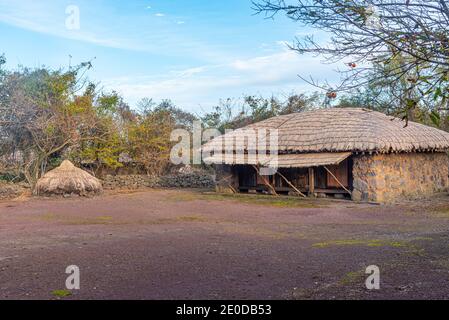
[0,0,231,63]
[275,40,291,48]
[102,49,339,111]
[0,1,338,110]
[0,8,127,49]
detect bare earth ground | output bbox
[1,189,449,300]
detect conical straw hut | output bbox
[35,160,103,196]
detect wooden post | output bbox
[323,166,352,196]
[252,165,278,196]
[308,167,315,197]
[276,171,307,198]
[214,174,237,194]
[228,184,237,194]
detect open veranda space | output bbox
[1,189,449,300]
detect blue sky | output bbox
[0,0,338,112]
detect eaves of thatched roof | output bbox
[203,108,449,154]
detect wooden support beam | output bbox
[276,171,307,198]
[228,184,237,194]
[252,165,278,196]
[323,166,352,195]
[215,174,237,194]
[216,175,233,185]
[308,167,315,197]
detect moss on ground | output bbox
[40,213,207,226]
[167,192,324,208]
[339,270,366,286]
[41,213,115,225]
[51,289,72,298]
[312,239,408,248]
[134,215,208,225]
[312,237,433,261]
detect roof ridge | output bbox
[275,112,299,130]
[203,108,449,153]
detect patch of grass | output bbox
[404,244,427,257]
[41,213,57,220]
[41,212,208,226]
[312,239,407,248]
[339,270,365,286]
[411,237,434,241]
[66,216,114,225]
[176,215,207,222]
[313,237,433,251]
[168,192,324,208]
[40,213,115,225]
[131,215,208,226]
[207,193,322,208]
[52,289,72,298]
[429,206,449,218]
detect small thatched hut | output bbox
[35,160,103,196]
[203,108,449,203]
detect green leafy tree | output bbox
[127,108,176,175]
[201,93,321,131]
[0,60,125,185]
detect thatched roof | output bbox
[35,160,102,196]
[203,108,449,154]
[204,152,352,168]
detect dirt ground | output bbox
[1,189,449,300]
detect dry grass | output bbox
[203,108,449,154]
[35,160,102,196]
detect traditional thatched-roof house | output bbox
[203,108,449,202]
[35,160,103,196]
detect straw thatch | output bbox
[265,152,352,168]
[204,152,352,168]
[35,160,103,196]
[203,108,449,154]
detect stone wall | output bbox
[102,172,215,190]
[352,153,449,203]
[102,175,158,189]
[0,181,29,200]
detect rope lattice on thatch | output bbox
[35,160,103,196]
[203,108,449,154]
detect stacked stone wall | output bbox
[102,172,215,190]
[352,153,449,202]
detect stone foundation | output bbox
[352,153,449,203]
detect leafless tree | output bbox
[253,0,449,118]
